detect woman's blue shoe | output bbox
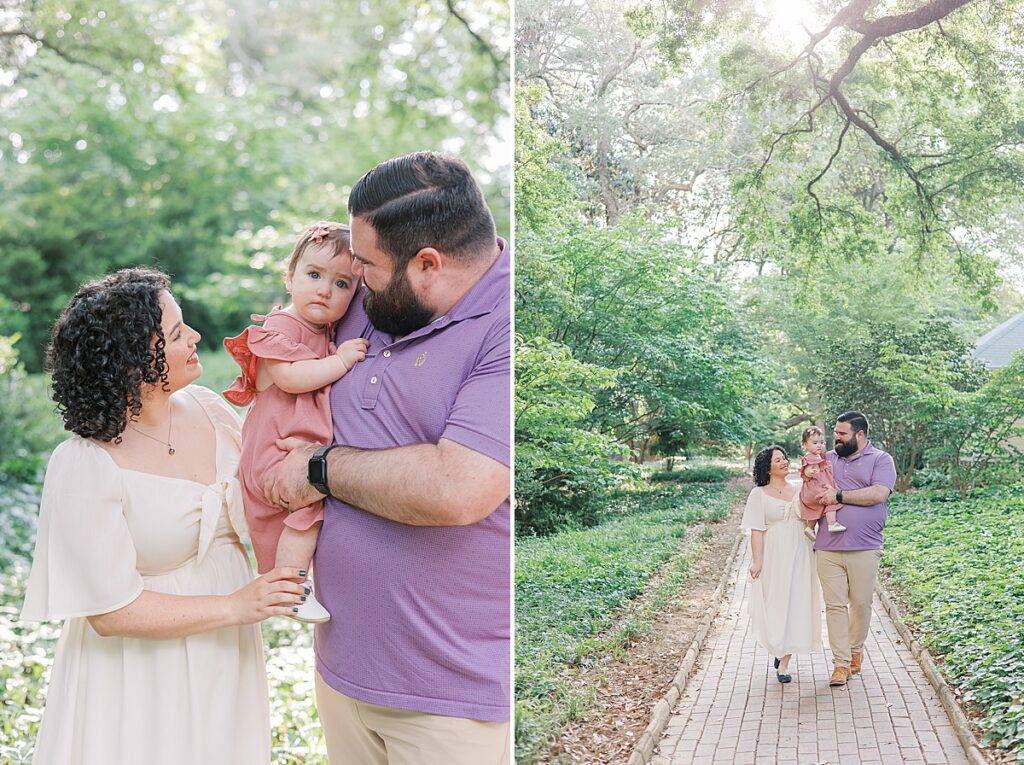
[773,657,780,669]
[777,671,792,683]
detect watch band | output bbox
[836,489,844,503]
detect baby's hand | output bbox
[337,338,369,371]
[805,465,819,478]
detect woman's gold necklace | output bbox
[128,403,175,455]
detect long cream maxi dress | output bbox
[741,486,822,657]
[21,385,271,765]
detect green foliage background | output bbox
[1,0,510,370]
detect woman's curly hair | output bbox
[752,445,787,487]
[48,268,171,442]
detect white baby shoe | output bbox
[828,522,847,533]
[803,527,817,541]
[290,593,331,624]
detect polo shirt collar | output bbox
[840,441,877,462]
[443,237,509,324]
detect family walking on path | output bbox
[654,413,971,765]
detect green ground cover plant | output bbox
[514,480,742,763]
[883,485,1024,758]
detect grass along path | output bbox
[514,480,744,764]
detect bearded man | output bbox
[813,411,896,688]
[265,151,510,764]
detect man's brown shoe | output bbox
[829,667,851,687]
[850,652,863,675]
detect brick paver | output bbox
[653,540,969,765]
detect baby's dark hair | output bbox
[752,445,787,487]
[802,425,824,444]
[286,221,352,275]
[48,267,171,442]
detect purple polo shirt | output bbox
[813,442,897,552]
[313,239,510,722]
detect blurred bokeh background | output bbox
[0,0,510,372]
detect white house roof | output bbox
[974,311,1024,369]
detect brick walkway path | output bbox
[653,540,969,765]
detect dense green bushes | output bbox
[0,338,63,482]
[514,336,635,535]
[883,486,1024,757]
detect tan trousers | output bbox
[815,549,882,669]
[315,673,511,765]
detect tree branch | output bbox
[444,0,506,74]
[0,29,113,76]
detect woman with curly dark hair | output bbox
[20,267,305,764]
[741,445,821,684]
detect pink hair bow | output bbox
[310,226,331,243]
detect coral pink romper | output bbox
[799,452,843,521]
[224,308,334,573]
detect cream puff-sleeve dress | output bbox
[20,385,271,765]
[741,486,822,657]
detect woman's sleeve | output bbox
[740,488,767,532]
[20,439,144,622]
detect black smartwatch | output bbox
[836,490,844,503]
[308,445,339,497]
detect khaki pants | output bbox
[315,672,511,765]
[815,549,882,669]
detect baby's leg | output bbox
[276,523,321,571]
[826,508,846,532]
[276,523,330,623]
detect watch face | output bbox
[308,447,333,495]
[308,456,328,486]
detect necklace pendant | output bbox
[168,447,176,455]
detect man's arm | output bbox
[264,437,510,526]
[818,484,892,506]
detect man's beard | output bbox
[364,269,436,337]
[834,438,858,458]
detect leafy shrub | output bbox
[927,351,1024,492]
[0,337,63,482]
[814,320,987,490]
[0,482,43,572]
[883,485,1024,757]
[515,336,636,535]
[649,465,744,484]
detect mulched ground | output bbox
[539,490,746,765]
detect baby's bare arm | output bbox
[262,338,368,394]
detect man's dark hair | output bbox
[752,445,787,487]
[348,151,496,267]
[836,411,870,436]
